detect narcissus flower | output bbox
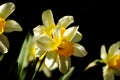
[100,41,120,80]
[36,25,87,74]
[0,2,22,54]
[85,41,120,80]
[33,9,87,74]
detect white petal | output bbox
[113,49,120,55]
[52,27,61,42]
[71,31,82,42]
[36,34,55,51]
[42,65,52,78]
[57,16,74,28]
[0,2,15,19]
[73,43,87,57]
[49,61,58,70]
[63,26,79,41]
[45,50,57,69]
[100,45,107,60]
[42,9,55,29]
[0,34,9,53]
[39,62,52,78]
[4,20,22,32]
[108,41,120,55]
[33,25,43,37]
[58,55,71,74]
[103,66,114,80]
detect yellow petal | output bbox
[0,2,15,19]
[45,50,57,69]
[42,65,52,78]
[33,25,43,37]
[100,45,107,60]
[42,9,55,29]
[63,26,79,41]
[39,62,52,78]
[71,31,82,42]
[52,27,61,42]
[108,41,120,55]
[37,34,55,51]
[103,66,114,80]
[0,34,9,53]
[58,55,71,74]
[73,43,87,57]
[4,20,22,32]
[57,16,74,28]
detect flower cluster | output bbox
[0,2,120,80]
[17,6,87,80]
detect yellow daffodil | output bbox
[0,2,22,54]
[36,25,87,74]
[85,41,120,80]
[33,9,83,58]
[33,9,74,38]
[100,41,120,80]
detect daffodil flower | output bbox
[100,41,120,80]
[33,9,74,37]
[36,25,87,74]
[0,2,22,54]
[33,9,83,58]
[85,41,120,80]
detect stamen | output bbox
[57,40,73,57]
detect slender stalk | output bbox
[31,60,41,80]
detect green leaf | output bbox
[17,34,32,80]
[0,54,4,62]
[59,66,74,80]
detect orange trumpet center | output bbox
[0,17,6,35]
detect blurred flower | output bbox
[85,41,120,80]
[100,41,120,80]
[17,34,39,80]
[0,2,22,54]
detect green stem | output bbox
[0,54,4,62]
[31,60,41,80]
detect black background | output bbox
[0,0,120,80]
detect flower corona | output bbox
[0,17,5,34]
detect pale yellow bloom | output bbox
[36,25,87,74]
[17,35,39,68]
[100,41,120,80]
[0,2,22,53]
[33,9,87,74]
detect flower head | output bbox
[85,41,120,80]
[33,9,87,74]
[0,2,22,54]
[100,41,120,80]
